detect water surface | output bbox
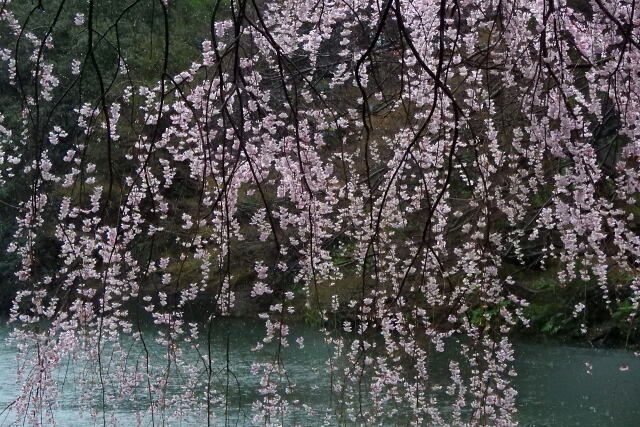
[0,322,638,426]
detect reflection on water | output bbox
[0,320,638,426]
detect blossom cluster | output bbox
[0,0,639,425]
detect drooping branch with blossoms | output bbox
[0,0,639,425]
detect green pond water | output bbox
[0,320,638,426]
